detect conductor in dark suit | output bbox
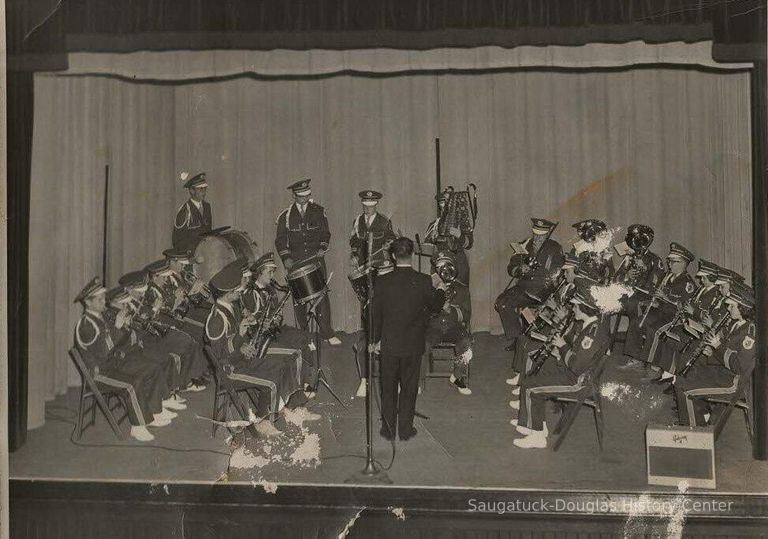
[371,237,446,441]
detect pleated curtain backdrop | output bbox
[28,62,752,429]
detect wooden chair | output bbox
[68,347,128,441]
[697,377,754,442]
[203,345,264,438]
[549,345,611,452]
[608,313,630,355]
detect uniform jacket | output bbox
[372,266,446,357]
[508,237,565,287]
[173,199,212,250]
[350,212,396,266]
[614,250,664,290]
[205,300,247,368]
[559,317,611,377]
[688,284,721,324]
[74,311,135,372]
[711,319,757,377]
[275,202,331,265]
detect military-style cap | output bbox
[728,281,755,309]
[288,179,312,197]
[231,256,252,279]
[562,252,579,269]
[144,259,172,276]
[251,252,278,274]
[572,219,607,241]
[715,268,745,285]
[570,285,598,312]
[106,286,132,305]
[375,258,394,275]
[183,172,208,189]
[163,247,192,263]
[695,258,719,278]
[118,271,149,289]
[359,190,383,206]
[210,260,246,293]
[667,242,694,263]
[74,277,106,304]
[531,218,556,235]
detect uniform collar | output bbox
[85,309,103,320]
[216,299,235,315]
[189,198,203,211]
[581,315,598,329]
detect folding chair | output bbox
[550,345,611,452]
[608,313,630,355]
[203,345,264,438]
[68,348,129,441]
[696,376,754,443]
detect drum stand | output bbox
[305,294,346,407]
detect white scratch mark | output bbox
[337,508,365,539]
[163,484,170,495]
[389,507,406,521]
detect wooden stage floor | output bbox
[10,332,768,494]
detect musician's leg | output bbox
[496,287,527,341]
[378,354,398,438]
[398,354,421,438]
[293,301,310,332]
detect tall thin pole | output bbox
[102,165,109,283]
[364,231,376,473]
[435,138,441,216]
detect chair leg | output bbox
[552,398,585,452]
[551,403,568,435]
[76,387,87,440]
[594,393,605,452]
[744,406,754,443]
[212,389,221,438]
[713,403,736,441]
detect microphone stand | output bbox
[346,232,392,484]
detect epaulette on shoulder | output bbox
[275,207,291,225]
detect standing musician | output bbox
[673,282,756,427]
[570,219,614,284]
[205,260,320,436]
[495,218,564,349]
[647,259,722,380]
[625,242,696,367]
[241,252,317,391]
[275,179,341,346]
[349,190,396,268]
[425,189,473,311]
[119,268,207,393]
[371,237,446,441]
[422,251,474,396]
[512,288,611,449]
[74,278,177,442]
[173,172,212,251]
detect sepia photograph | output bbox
[6,0,768,537]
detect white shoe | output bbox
[704,413,711,423]
[509,400,520,410]
[130,425,155,441]
[148,416,171,427]
[183,383,206,392]
[513,432,548,449]
[660,371,674,381]
[326,336,342,346]
[162,398,187,411]
[255,420,282,437]
[304,391,317,400]
[418,385,423,395]
[515,424,535,435]
[511,388,520,396]
[171,394,187,404]
[157,408,178,420]
[506,374,520,386]
[308,341,317,351]
[356,378,367,398]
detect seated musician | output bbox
[241,252,317,392]
[505,253,579,388]
[673,282,756,427]
[163,247,212,329]
[205,259,319,436]
[353,258,394,398]
[425,189,473,314]
[624,243,696,370]
[569,219,614,284]
[120,268,207,393]
[511,288,611,449]
[422,251,473,396]
[495,218,564,350]
[74,278,177,442]
[647,259,722,386]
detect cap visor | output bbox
[294,189,311,197]
[362,200,378,206]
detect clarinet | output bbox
[678,312,732,377]
[527,309,575,377]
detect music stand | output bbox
[304,292,346,407]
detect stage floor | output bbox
[10,332,768,493]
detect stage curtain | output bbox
[27,64,752,430]
[27,76,176,428]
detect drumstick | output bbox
[292,247,333,269]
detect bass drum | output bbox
[193,229,257,284]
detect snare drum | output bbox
[287,262,327,305]
[348,266,371,303]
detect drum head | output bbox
[288,262,319,279]
[194,229,257,284]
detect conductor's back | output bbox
[371,236,445,440]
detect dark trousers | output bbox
[379,353,421,437]
[293,258,334,339]
[495,282,544,341]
